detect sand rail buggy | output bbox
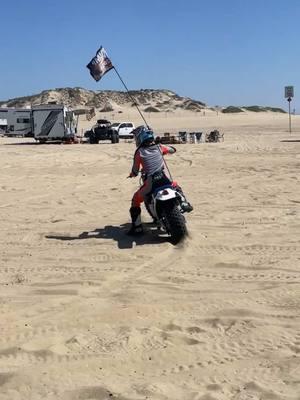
[84,119,119,144]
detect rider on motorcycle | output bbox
[127,125,192,235]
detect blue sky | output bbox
[1,0,299,111]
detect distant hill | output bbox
[0,88,286,114]
[0,88,206,113]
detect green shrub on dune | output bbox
[243,105,286,113]
[224,105,286,113]
[222,106,244,113]
[265,107,286,113]
[243,105,264,112]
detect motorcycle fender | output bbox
[155,188,177,202]
[152,189,178,223]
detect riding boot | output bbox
[127,206,143,235]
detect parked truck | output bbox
[32,104,77,143]
[110,122,135,139]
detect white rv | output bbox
[9,108,32,136]
[0,108,8,132]
[0,108,32,136]
[32,104,77,143]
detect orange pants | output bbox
[131,177,153,208]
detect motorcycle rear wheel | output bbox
[163,204,187,245]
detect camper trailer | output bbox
[32,104,77,143]
[0,108,32,136]
[0,108,8,133]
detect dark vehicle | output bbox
[205,129,224,143]
[84,119,119,144]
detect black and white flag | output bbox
[86,46,113,82]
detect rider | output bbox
[127,125,193,235]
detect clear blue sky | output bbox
[1,0,299,111]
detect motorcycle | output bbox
[141,172,191,245]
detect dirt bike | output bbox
[141,172,190,245]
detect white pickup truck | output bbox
[110,122,135,139]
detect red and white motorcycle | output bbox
[142,173,191,245]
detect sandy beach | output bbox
[0,111,300,400]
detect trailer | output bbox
[8,108,32,136]
[0,108,8,132]
[32,104,77,143]
[0,107,32,136]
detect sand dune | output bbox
[0,112,300,400]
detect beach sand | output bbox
[0,111,300,400]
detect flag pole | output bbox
[112,67,149,128]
